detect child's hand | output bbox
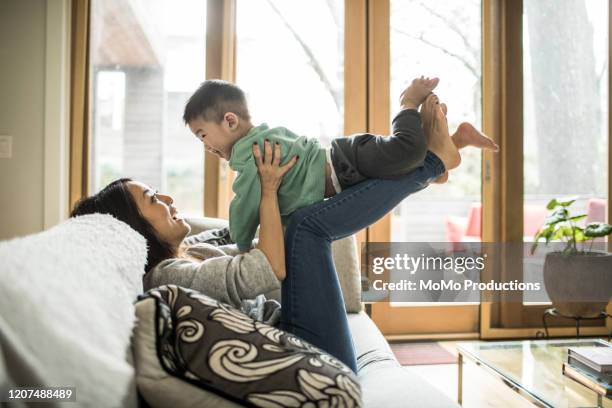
[253,140,298,193]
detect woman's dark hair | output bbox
[70,178,175,272]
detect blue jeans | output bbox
[279,151,445,372]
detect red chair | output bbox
[586,198,607,243]
[446,199,608,243]
[445,203,481,242]
[586,198,606,224]
[444,202,605,242]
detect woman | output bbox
[72,141,446,373]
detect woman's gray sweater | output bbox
[143,235,282,324]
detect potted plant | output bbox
[531,198,612,318]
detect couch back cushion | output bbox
[0,214,147,407]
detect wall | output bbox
[0,0,69,241]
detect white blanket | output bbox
[0,214,147,407]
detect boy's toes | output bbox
[480,138,500,152]
[487,139,500,152]
[421,93,437,113]
[440,102,448,116]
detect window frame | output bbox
[479,0,612,339]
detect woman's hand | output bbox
[252,140,296,281]
[253,140,298,193]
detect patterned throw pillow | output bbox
[137,285,362,407]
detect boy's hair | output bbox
[183,80,251,124]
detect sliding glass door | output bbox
[370,0,483,337]
[510,0,609,328]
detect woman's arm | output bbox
[145,251,280,307]
[253,140,297,281]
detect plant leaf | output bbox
[568,214,587,223]
[545,197,577,211]
[546,199,558,210]
[584,222,612,238]
[573,228,587,243]
[544,208,569,226]
[556,197,577,207]
[552,225,574,241]
[552,225,586,243]
[531,224,555,254]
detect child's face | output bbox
[188,113,240,160]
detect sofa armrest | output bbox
[331,236,363,313]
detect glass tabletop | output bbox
[456,339,611,408]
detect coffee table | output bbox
[456,339,611,408]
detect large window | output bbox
[390,0,482,242]
[90,0,206,215]
[235,0,344,146]
[522,0,609,302]
[523,0,608,226]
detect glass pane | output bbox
[235,0,344,146]
[90,0,206,216]
[390,0,483,242]
[523,0,609,302]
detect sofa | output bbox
[0,214,459,407]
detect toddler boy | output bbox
[183,78,497,251]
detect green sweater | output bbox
[228,124,326,251]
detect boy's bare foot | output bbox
[422,98,451,183]
[425,95,461,171]
[440,102,448,121]
[419,92,438,139]
[452,122,499,151]
[400,76,440,110]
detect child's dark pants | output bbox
[330,109,428,189]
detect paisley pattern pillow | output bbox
[139,285,362,407]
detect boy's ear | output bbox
[224,112,239,130]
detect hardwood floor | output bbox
[404,362,533,407]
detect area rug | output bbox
[390,342,458,366]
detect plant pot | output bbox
[543,251,612,318]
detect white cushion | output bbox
[0,214,147,407]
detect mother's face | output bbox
[126,181,190,247]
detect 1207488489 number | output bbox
[4,387,76,402]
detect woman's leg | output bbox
[280,152,445,371]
